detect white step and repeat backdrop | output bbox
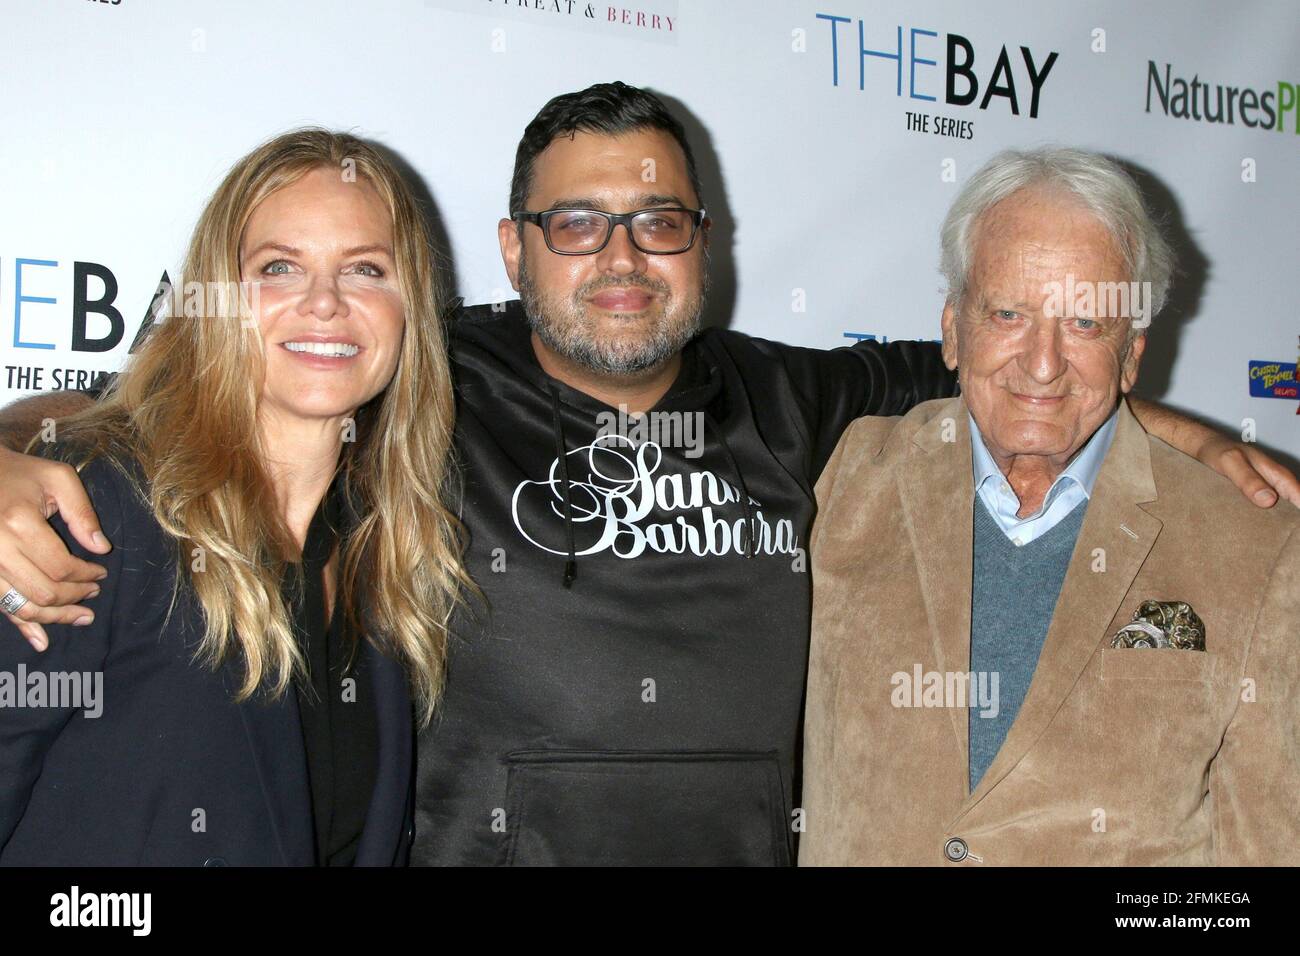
[1,0,1296,459]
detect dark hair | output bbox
[509,81,703,214]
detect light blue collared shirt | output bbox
[969,408,1118,547]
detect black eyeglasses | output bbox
[513,207,706,256]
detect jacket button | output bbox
[203,856,228,867]
[943,837,969,863]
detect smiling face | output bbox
[941,185,1145,472]
[499,127,709,376]
[241,166,405,429]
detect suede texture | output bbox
[799,397,1299,866]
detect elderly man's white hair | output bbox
[939,146,1177,336]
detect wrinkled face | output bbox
[499,127,709,376]
[941,186,1145,467]
[242,166,405,427]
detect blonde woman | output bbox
[0,129,468,866]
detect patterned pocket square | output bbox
[1110,600,1206,651]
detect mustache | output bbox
[576,274,672,299]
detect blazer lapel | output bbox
[333,475,414,867]
[953,399,1162,823]
[895,398,976,769]
[353,641,414,866]
[232,668,316,866]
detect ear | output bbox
[498,217,523,292]
[940,300,960,371]
[1119,331,1146,394]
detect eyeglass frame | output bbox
[511,206,708,256]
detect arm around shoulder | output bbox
[0,391,96,452]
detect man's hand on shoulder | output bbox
[1129,396,1300,508]
[1194,433,1300,509]
[0,390,109,651]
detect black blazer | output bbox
[0,453,414,866]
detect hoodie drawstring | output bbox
[548,386,579,587]
[703,409,755,559]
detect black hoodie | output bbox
[413,300,957,866]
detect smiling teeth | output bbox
[285,341,359,357]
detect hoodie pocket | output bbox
[501,749,791,866]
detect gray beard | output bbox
[517,255,707,377]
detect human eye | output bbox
[350,260,386,278]
[553,211,604,235]
[261,259,294,276]
[639,210,685,232]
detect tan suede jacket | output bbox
[800,397,1299,866]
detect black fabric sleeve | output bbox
[84,372,117,401]
[749,336,958,481]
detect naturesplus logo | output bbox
[1146,61,1300,133]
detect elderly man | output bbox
[800,147,1299,866]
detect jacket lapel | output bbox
[353,641,414,866]
[311,479,414,867]
[895,398,976,770]
[232,668,316,866]
[953,399,1162,823]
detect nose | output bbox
[593,220,646,276]
[296,273,348,321]
[1021,316,1067,384]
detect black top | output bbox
[413,300,959,865]
[285,480,379,867]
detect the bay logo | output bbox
[816,13,1058,118]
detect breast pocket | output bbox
[1081,647,1228,832]
[1099,648,1219,682]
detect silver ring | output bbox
[0,588,29,616]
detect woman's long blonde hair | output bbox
[48,128,469,723]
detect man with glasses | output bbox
[417,83,946,864]
[0,82,1294,866]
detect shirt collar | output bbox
[970,406,1119,503]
